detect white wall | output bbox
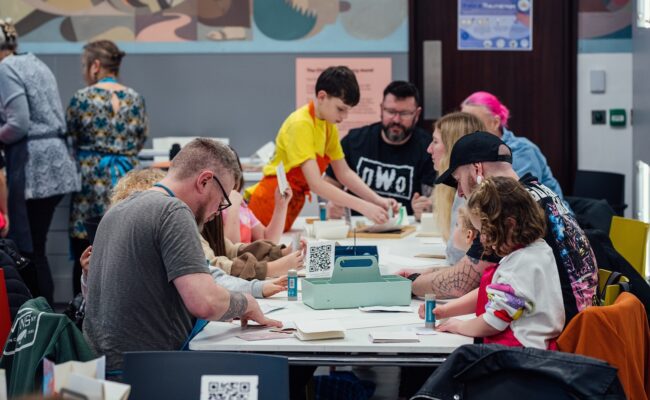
[577,53,633,217]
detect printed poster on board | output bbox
[296,58,392,137]
[458,0,533,51]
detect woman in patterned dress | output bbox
[67,40,148,294]
[0,18,80,304]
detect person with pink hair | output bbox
[461,91,564,198]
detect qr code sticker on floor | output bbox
[306,241,335,278]
[200,375,258,400]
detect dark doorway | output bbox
[409,0,578,192]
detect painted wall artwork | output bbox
[2,0,408,53]
[578,0,632,52]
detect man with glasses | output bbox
[83,138,281,373]
[325,81,435,218]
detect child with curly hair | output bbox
[421,176,565,349]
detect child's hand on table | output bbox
[262,275,288,298]
[435,318,463,334]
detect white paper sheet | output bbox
[339,314,421,330]
[379,254,442,269]
[260,303,287,314]
[295,319,345,334]
[419,237,445,245]
[368,331,420,343]
[403,325,438,336]
[276,161,289,196]
[359,306,414,313]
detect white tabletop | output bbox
[190,220,472,363]
[286,217,449,275]
[189,297,472,357]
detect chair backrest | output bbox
[123,351,289,400]
[597,269,630,306]
[573,170,626,215]
[557,292,650,400]
[0,268,11,349]
[609,216,650,277]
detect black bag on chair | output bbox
[0,239,30,271]
[0,239,32,320]
[63,292,85,330]
[412,344,626,400]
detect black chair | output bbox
[123,351,289,400]
[573,170,626,216]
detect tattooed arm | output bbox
[219,291,248,321]
[174,273,281,327]
[411,255,488,298]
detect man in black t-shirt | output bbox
[325,81,435,217]
[403,132,598,325]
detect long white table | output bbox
[189,297,472,366]
[189,218,472,366]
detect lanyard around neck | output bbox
[153,183,175,197]
[98,76,118,84]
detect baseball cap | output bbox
[435,131,513,188]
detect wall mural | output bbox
[578,0,632,52]
[579,0,632,40]
[1,0,408,53]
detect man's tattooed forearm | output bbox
[429,256,482,298]
[220,291,248,321]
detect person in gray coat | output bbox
[0,18,80,304]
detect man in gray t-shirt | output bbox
[83,139,281,371]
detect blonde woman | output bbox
[428,112,485,264]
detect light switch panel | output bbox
[590,70,606,94]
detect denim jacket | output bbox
[502,127,564,199]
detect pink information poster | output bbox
[296,58,392,137]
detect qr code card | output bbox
[200,375,258,400]
[305,241,335,278]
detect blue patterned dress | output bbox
[66,86,148,240]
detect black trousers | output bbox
[20,194,64,305]
[70,236,90,295]
[290,366,316,399]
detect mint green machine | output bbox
[301,254,412,310]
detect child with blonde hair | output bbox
[421,176,565,349]
[451,206,479,254]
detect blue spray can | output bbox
[319,202,327,221]
[425,293,436,329]
[287,269,298,301]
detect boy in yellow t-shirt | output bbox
[246,66,397,231]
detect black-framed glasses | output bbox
[212,175,232,213]
[382,107,417,119]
